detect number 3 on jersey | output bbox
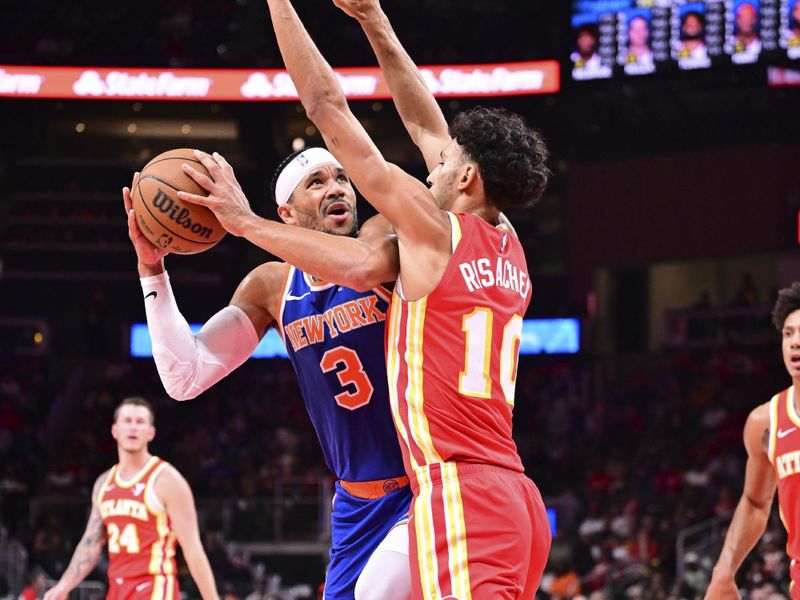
[459,308,523,405]
[320,347,374,411]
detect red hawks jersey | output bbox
[97,456,177,581]
[386,212,531,476]
[769,387,800,598]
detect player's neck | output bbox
[117,449,153,479]
[450,195,500,225]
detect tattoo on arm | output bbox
[68,509,106,578]
[64,471,108,583]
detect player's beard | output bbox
[432,170,460,211]
[294,204,359,238]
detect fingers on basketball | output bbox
[176,190,209,207]
[127,209,141,240]
[132,148,225,254]
[181,163,216,193]
[203,152,225,181]
[122,172,140,212]
[212,153,233,180]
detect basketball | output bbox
[131,148,226,255]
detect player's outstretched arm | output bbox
[125,173,273,401]
[705,403,776,600]
[138,263,281,401]
[156,467,220,600]
[43,473,108,600]
[332,0,450,171]
[265,0,450,251]
[304,10,523,242]
[179,151,399,291]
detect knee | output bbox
[354,577,395,600]
[355,557,411,600]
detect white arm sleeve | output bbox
[140,271,260,401]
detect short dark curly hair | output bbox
[772,282,800,331]
[449,107,551,210]
[270,149,304,205]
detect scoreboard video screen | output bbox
[571,0,800,80]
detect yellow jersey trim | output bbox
[114,456,159,488]
[787,386,800,429]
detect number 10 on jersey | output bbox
[459,308,523,405]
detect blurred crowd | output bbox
[519,344,790,599]
[0,336,794,599]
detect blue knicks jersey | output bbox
[278,266,405,482]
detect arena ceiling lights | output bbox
[0,61,560,102]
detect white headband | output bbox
[274,148,343,207]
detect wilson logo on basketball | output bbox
[151,189,214,240]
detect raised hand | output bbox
[177,151,256,238]
[123,172,168,276]
[332,0,381,21]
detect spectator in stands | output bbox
[674,552,709,598]
[734,272,760,306]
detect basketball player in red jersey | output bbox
[254,2,554,597]
[43,397,219,600]
[707,282,800,599]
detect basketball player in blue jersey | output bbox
[124,151,412,600]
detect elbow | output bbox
[161,375,201,402]
[346,278,375,294]
[167,390,198,402]
[743,494,772,521]
[345,260,385,293]
[164,385,200,402]
[152,348,203,401]
[304,94,347,125]
[406,124,428,148]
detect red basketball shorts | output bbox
[106,575,179,600]
[408,463,551,600]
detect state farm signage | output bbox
[240,71,380,99]
[419,66,550,96]
[0,61,559,101]
[73,71,212,98]
[0,68,44,95]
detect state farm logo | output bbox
[73,70,212,98]
[240,72,298,99]
[420,67,547,95]
[0,69,44,95]
[241,71,378,99]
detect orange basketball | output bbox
[131,149,226,255]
